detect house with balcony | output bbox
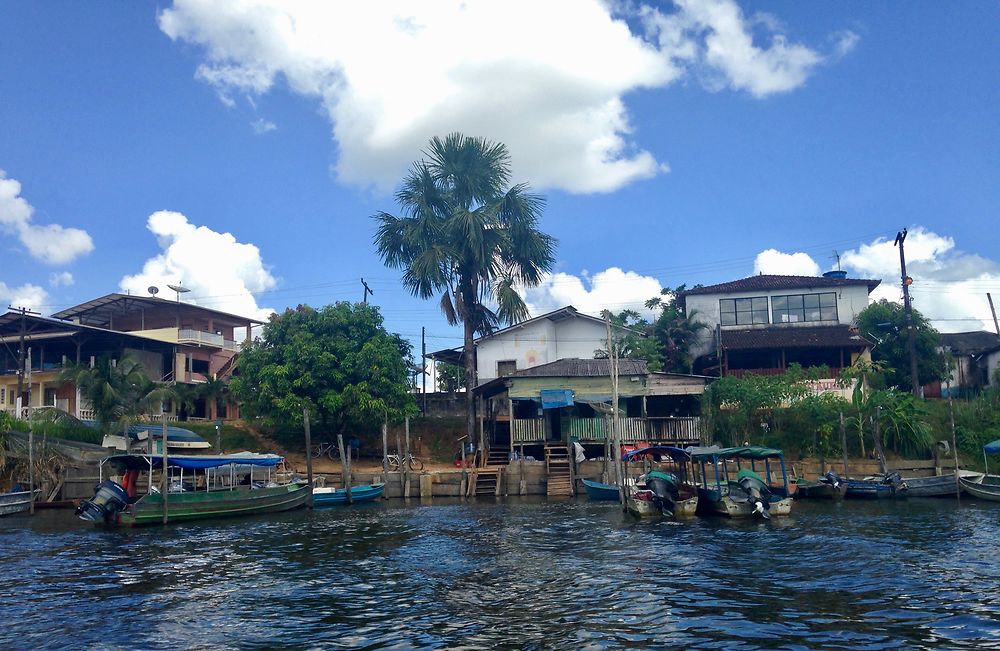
[474,358,710,453]
[428,305,628,386]
[681,273,880,393]
[0,293,263,421]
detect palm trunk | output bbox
[463,316,476,442]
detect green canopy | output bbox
[690,445,784,461]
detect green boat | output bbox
[76,452,310,527]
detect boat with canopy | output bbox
[76,452,309,526]
[621,446,698,517]
[959,439,1000,502]
[690,446,793,518]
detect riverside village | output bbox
[3,3,999,649]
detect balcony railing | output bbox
[177,329,238,350]
[511,416,701,446]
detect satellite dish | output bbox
[148,286,159,296]
[167,284,191,294]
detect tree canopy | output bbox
[231,302,415,438]
[373,133,556,439]
[855,299,946,390]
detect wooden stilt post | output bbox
[303,407,314,509]
[948,381,960,499]
[396,431,405,495]
[404,416,412,499]
[381,420,389,499]
[161,413,169,524]
[840,411,849,479]
[337,434,352,504]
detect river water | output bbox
[1,496,998,650]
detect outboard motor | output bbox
[824,471,842,488]
[883,472,907,496]
[75,480,129,523]
[645,471,680,515]
[736,470,773,519]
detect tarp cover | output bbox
[622,446,691,462]
[985,439,1000,455]
[690,446,784,461]
[103,452,283,471]
[540,389,574,409]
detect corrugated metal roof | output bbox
[939,331,1000,356]
[721,325,870,350]
[680,275,880,297]
[51,293,265,326]
[508,358,648,377]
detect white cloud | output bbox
[753,249,821,276]
[119,211,277,322]
[251,118,276,134]
[0,170,94,265]
[49,271,74,287]
[840,227,1000,333]
[0,281,48,312]
[521,267,663,319]
[159,0,852,194]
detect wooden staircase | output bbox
[545,443,573,496]
[472,468,503,496]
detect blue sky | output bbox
[2,1,999,365]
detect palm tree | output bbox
[58,355,175,435]
[374,133,556,440]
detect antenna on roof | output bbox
[148,286,159,297]
[166,283,190,303]
[832,251,842,271]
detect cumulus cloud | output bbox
[521,267,663,319]
[0,281,48,312]
[251,118,276,134]
[119,211,277,322]
[159,0,853,194]
[0,170,94,265]
[754,249,821,276]
[49,272,74,287]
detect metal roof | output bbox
[680,275,881,298]
[50,293,265,327]
[0,312,180,347]
[939,331,1000,356]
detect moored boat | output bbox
[795,471,848,500]
[622,446,698,517]
[76,452,310,526]
[691,446,794,518]
[312,483,385,506]
[884,471,982,497]
[581,478,621,501]
[0,488,39,517]
[844,472,907,499]
[959,439,1000,502]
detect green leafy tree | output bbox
[231,303,415,439]
[707,365,813,445]
[58,355,174,435]
[436,362,468,393]
[856,299,946,391]
[646,285,710,374]
[594,309,661,369]
[373,133,556,440]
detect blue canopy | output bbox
[540,389,574,409]
[103,452,283,471]
[984,439,1000,455]
[622,446,691,462]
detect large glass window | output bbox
[720,297,769,326]
[772,292,838,323]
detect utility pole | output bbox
[988,293,999,336]
[361,278,374,304]
[894,229,921,397]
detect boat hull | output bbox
[959,474,1000,502]
[901,472,981,497]
[109,482,310,527]
[845,479,903,499]
[795,481,848,500]
[698,488,792,517]
[312,483,385,506]
[0,490,38,517]
[582,479,620,501]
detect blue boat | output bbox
[311,483,385,506]
[844,473,907,499]
[581,478,620,501]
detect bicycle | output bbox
[385,453,424,472]
[309,441,338,460]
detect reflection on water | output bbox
[1,497,998,650]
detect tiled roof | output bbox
[939,331,1000,356]
[509,358,648,378]
[680,275,880,297]
[721,325,870,351]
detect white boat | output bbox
[0,489,39,516]
[960,439,1000,502]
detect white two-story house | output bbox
[680,272,880,381]
[429,306,617,386]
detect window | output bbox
[0,388,5,405]
[772,292,838,323]
[720,297,769,326]
[497,360,517,377]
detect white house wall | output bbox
[686,284,873,359]
[476,317,609,383]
